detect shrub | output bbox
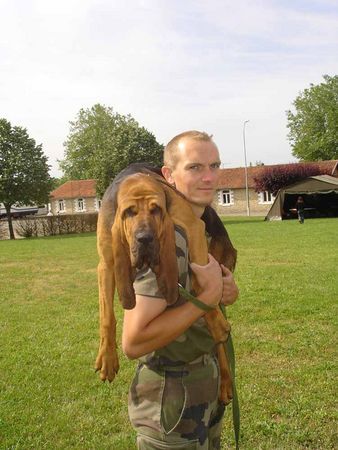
[15,213,98,238]
[15,218,39,238]
[0,220,8,239]
[254,163,331,195]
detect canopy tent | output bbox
[265,175,338,221]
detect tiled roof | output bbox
[218,160,338,189]
[49,160,338,196]
[50,179,97,199]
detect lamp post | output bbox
[243,120,250,216]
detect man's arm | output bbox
[122,254,223,359]
[122,296,206,359]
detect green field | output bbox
[1,217,337,449]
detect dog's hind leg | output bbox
[164,189,234,404]
[95,213,120,382]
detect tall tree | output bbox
[287,75,338,161]
[0,119,52,239]
[60,104,164,196]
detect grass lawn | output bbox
[0,217,337,449]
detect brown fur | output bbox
[95,166,237,404]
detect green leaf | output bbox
[286,75,338,161]
[60,104,164,196]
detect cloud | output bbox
[0,0,337,176]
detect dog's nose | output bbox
[136,232,153,245]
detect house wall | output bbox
[50,197,100,215]
[214,188,273,216]
[50,190,273,216]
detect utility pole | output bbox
[243,120,250,216]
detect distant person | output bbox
[296,196,305,224]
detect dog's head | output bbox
[112,173,178,309]
[117,174,167,270]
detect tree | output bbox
[50,175,70,190]
[0,119,52,239]
[60,104,164,196]
[254,163,331,196]
[287,75,338,161]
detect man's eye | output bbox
[189,165,200,170]
[211,163,221,169]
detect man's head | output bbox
[162,130,221,216]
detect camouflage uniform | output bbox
[129,227,225,449]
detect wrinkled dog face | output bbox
[117,175,167,270]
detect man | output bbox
[122,131,239,449]
[296,196,305,224]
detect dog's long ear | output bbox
[112,218,136,309]
[152,212,179,305]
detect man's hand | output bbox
[220,264,239,305]
[190,254,223,308]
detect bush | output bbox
[254,163,331,195]
[0,220,8,239]
[15,214,98,238]
[15,218,39,238]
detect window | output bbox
[259,191,275,204]
[75,198,86,212]
[58,199,65,213]
[77,198,84,211]
[218,189,234,206]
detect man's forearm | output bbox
[122,300,205,359]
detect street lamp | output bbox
[243,120,250,216]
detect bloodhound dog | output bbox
[95,163,237,404]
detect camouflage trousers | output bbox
[128,353,226,449]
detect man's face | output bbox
[166,138,221,208]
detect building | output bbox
[215,161,338,216]
[49,180,100,215]
[49,161,338,217]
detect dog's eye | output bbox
[150,205,161,215]
[124,207,137,218]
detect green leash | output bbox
[178,285,240,449]
[178,284,216,312]
[220,303,240,450]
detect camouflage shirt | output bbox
[133,226,215,365]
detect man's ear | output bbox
[161,166,175,185]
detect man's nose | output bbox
[201,168,215,182]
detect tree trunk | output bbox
[5,204,15,240]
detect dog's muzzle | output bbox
[132,230,159,269]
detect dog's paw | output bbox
[95,346,119,382]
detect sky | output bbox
[1,0,338,177]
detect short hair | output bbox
[164,130,214,168]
